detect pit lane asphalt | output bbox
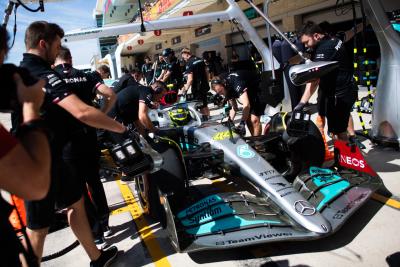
[1,87,398,267]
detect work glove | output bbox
[235,120,246,136]
[293,102,306,111]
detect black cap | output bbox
[162,48,174,57]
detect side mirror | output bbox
[289,61,339,86]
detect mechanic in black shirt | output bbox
[108,80,167,135]
[211,70,265,136]
[295,21,357,141]
[159,48,183,91]
[18,21,124,266]
[141,56,154,85]
[111,67,143,94]
[180,48,210,116]
[153,54,166,81]
[53,46,115,248]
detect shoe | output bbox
[103,225,113,237]
[120,174,134,184]
[90,246,118,267]
[94,236,108,250]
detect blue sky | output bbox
[1,0,99,66]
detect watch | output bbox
[15,119,50,138]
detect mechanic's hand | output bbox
[14,73,46,122]
[293,102,306,111]
[234,120,246,136]
[15,73,45,109]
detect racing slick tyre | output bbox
[135,138,187,221]
[134,174,160,220]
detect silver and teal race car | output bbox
[112,102,382,253]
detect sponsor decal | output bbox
[294,200,316,216]
[212,131,236,141]
[236,144,255,159]
[63,77,88,84]
[188,206,222,224]
[335,40,343,50]
[332,192,368,220]
[215,232,293,245]
[339,155,365,169]
[334,140,377,176]
[183,196,218,217]
[259,170,276,177]
[259,170,281,181]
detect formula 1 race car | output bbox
[111,102,382,253]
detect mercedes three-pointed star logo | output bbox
[294,200,316,216]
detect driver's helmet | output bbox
[168,104,191,126]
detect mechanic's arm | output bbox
[133,120,146,136]
[96,84,116,113]
[183,73,193,93]
[239,91,250,122]
[156,69,165,81]
[138,102,157,132]
[0,76,50,200]
[229,99,238,121]
[58,94,126,133]
[298,79,320,106]
[161,70,171,83]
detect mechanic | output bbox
[0,25,50,267]
[152,54,166,82]
[159,48,184,92]
[210,70,265,136]
[53,46,115,249]
[317,21,366,149]
[106,80,167,183]
[272,34,306,110]
[141,55,154,85]
[111,67,143,94]
[108,80,168,135]
[295,21,358,142]
[17,21,125,266]
[180,48,210,116]
[96,65,111,80]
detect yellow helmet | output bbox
[168,105,191,126]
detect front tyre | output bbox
[134,174,160,220]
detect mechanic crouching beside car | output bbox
[210,70,265,136]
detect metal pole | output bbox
[264,0,276,79]
[137,0,146,32]
[244,0,308,62]
[2,1,14,27]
